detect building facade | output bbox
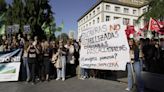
[77,0,148,39]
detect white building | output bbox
[77,0,149,39]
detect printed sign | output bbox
[6,26,12,34]
[23,25,30,34]
[0,62,21,82]
[12,24,20,33]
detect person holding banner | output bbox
[27,39,39,84]
[126,39,144,92]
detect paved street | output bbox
[0,77,154,92]
[0,77,127,92]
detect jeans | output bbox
[80,68,88,78]
[57,56,66,79]
[23,57,30,80]
[127,61,144,92]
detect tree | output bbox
[138,0,164,22]
[0,0,7,35]
[6,0,55,40]
[0,0,7,14]
[57,33,69,43]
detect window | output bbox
[106,16,110,21]
[97,7,100,13]
[97,17,100,23]
[124,8,129,13]
[143,8,147,13]
[89,13,92,18]
[106,5,110,10]
[93,10,95,15]
[133,10,137,15]
[115,6,120,12]
[114,17,120,20]
[123,18,130,25]
[86,24,88,27]
[133,19,137,25]
[89,22,91,26]
[86,16,88,20]
[93,20,95,25]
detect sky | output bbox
[50,0,97,38]
[6,0,97,38]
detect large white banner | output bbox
[0,62,21,82]
[80,19,130,71]
[0,49,22,82]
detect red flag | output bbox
[125,25,135,39]
[148,18,160,32]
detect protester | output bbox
[126,39,144,92]
[11,36,18,50]
[23,37,30,82]
[66,40,76,77]
[36,41,43,81]
[51,44,62,80]
[142,38,158,72]
[42,41,51,81]
[27,39,39,84]
[55,40,67,81]
[159,38,164,74]
[49,41,58,79]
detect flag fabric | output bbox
[60,21,64,29]
[125,25,135,39]
[56,21,64,32]
[148,18,164,34]
[137,30,143,36]
[148,18,160,32]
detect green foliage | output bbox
[57,33,69,44]
[6,0,55,39]
[0,0,7,14]
[138,0,164,22]
[0,0,7,35]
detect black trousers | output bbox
[28,58,36,82]
[43,57,50,75]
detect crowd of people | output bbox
[126,38,164,92]
[0,33,164,92]
[0,34,80,84]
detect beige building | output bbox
[77,0,149,39]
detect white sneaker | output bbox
[79,77,83,80]
[56,78,60,81]
[62,78,65,81]
[125,88,130,91]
